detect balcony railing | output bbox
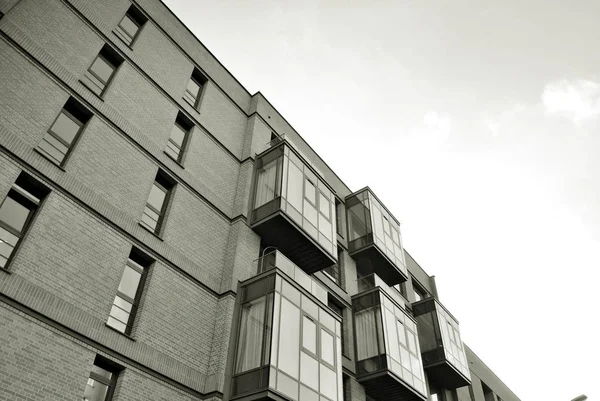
[255,250,328,305]
[357,273,406,308]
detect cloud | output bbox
[542,79,600,123]
[423,110,452,140]
[483,103,525,137]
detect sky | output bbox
[163,1,599,400]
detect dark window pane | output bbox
[147,184,167,211]
[50,112,81,144]
[119,15,139,38]
[117,265,141,299]
[0,196,31,233]
[89,57,115,84]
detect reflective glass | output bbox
[321,329,335,366]
[106,317,127,333]
[286,161,303,212]
[50,112,81,144]
[300,384,319,401]
[119,15,139,38]
[278,298,300,378]
[83,378,109,401]
[109,304,130,323]
[300,351,319,390]
[89,56,115,84]
[117,265,141,299]
[384,309,400,361]
[319,364,337,401]
[319,192,329,218]
[186,79,200,98]
[147,184,167,212]
[235,296,266,373]
[113,296,132,312]
[305,179,316,204]
[302,316,317,354]
[396,320,406,345]
[407,331,417,354]
[0,196,30,233]
[277,371,299,400]
[169,124,186,148]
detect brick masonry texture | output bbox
[0,0,520,400]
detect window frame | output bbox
[0,179,47,271]
[116,13,140,44]
[107,257,149,335]
[140,174,173,235]
[113,5,147,47]
[165,115,193,164]
[183,69,208,109]
[87,53,117,87]
[39,108,86,165]
[84,357,121,401]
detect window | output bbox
[140,170,174,234]
[82,44,123,96]
[327,298,348,356]
[0,172,49,269]
[106,248,151,334]
[324,247,343,286]
[38,97,92,165]
[165,112,193,162]
[413,281,428,302]
[83,356,121,401]
[335,198,346,238]
[304,179,316,205]
[114,5,147,46]
[183,68,207,108]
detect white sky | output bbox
[163,1,599,400]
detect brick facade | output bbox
[0,1,519,401]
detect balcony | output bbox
[352,275,428,401]
[231,251,343,401]
[250,137,337,273]
[412,297,471,389]
[346,188,408,286]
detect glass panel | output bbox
[119,14,139,38]
[255,158,278,208]
[49,112,81,144]
[186,78,200,98]
[235,296,267,373]
[286,161,303,212]
[113,296,132,312]
[305,179,316,204]
[321,329,335,366]
[300,384,319,401]
[38,137,67,164]
[89,56,115,84]
[278,297,300,379]
[117,265,142,299]
[319,364,337,401]
[300,351,319,390]
[304,201,317,227]
[319,192,329,218]
[396,320,407,345]
[147,184,167,212]
[165,142,180,160]
[109,304,130,324]
[0,196,31,233]
[83,377,109,401]
[140,211,158,231]
[277,371,299,400]
[355,308,379,360]
[302,316,317,354]
[407,331,417,354]
[169,124,186,148]
[384,308,400,361]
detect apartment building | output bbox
[0,1,521,400]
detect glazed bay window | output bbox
[82,44,123,96]
[353,288,427,401]
[165,112,193,162]
[346,188,407,285]
[83,356,121,401]
[114,5,147,46]
[412,297,471,389]
[183,68,207,108]
[0,172,49,269]
[140,170,174,234]
[38,97,92,165]
[106,248,151,334]
[232,251,343,401]
[250,140,337,273]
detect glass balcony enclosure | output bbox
[352,275,427,401]
[412,297,471,389]
[231,251,343,401]
[346,188,408,285]
[250,137,337,273]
